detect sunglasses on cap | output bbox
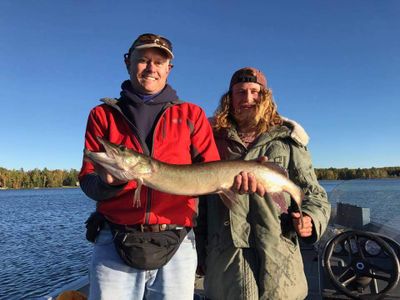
[125,33,174,59]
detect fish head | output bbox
[96,136,145,169]
[96,137,137,163]
[83,137,150,181]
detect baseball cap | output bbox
[229,67,267,90]
[127,33,174,59]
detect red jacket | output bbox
[79,99,220,226]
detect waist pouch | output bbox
[85,211,106,243]
[109,223,188,270]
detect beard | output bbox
[232,107,259,129]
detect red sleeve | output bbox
[190,106,220,163]
[78,106,109,180]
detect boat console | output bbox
[303,182,400,299]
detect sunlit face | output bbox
[231,82,262,124]
[126,48,172,94]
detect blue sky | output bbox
[0,1,399,170]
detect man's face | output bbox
[231,82,262,124]
[127,48,172,94]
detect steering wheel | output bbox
[323,230,400,299]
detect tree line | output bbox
[0,166,399,189]
[314,167,400,180]
[0,167,79,189]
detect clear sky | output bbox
[1,0,399,170]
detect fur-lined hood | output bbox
[210,116,309,147]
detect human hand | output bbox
[292,212,313,237]
[232,156,268,196]
[99,170,128,186]
[91,160,127,186]
[84,150,128,186]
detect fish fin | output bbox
[268,192,289,214]
[218,189,240,209]
[133,179,143,208]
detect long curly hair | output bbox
[213,87,283,135]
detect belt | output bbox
[106,222,186,233]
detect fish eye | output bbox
[119,145,126,151]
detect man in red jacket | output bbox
[79,33,262,300]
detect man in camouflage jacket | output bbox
[196,67,331,300]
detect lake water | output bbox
[321,179,400,229]
[0,179,399,299]
[0,188,94,300]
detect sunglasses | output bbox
[134,33,172,50]
[125,33,173,59]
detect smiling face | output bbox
[126,48,172,94]
[231,82,262,126]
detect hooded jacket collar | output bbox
[214,117,309,148]
[120,80,180,105]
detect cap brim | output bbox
[134,43,174,59]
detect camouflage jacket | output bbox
[196,120,331,300]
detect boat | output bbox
[304,180,400,299]
[43,180,400,299]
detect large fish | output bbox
[84,137,304,225]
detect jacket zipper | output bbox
[104,100,149,225]
[144,104,172,224]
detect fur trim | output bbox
[281,117,309,146]
[101,97,119,106]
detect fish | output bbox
[84,137,304,225]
